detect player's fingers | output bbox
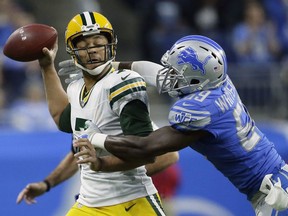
[81,140,94,151]
[76,138,94,149]
[64,73,83,84]
[58,67,80,76]
[74,137,88,143]
[52,42,58,53]
[76,156,94,165]
[16,186,29,204]
[77,138,89,142]
[41,47,53,58]
[16,191,25,204]
[58,59,74,68]
[73,139,89,148]
[74,148,90,158]
[25,196,37,205]
[75,145,96,158]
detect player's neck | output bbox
[83,64,112,89]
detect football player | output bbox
[16,11,179,216]
[74,35,288,215]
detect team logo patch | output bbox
[177,47,211,75]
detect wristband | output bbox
[43,180,51,192]
[90,133,107,150]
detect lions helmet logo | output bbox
[177,47,211,75]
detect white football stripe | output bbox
[83,11,93,26]
[149,195,166,215]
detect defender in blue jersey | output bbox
[74,35,288,215]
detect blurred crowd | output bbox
[1,0,288,131]
[122,0,287,64]
[0,0,56,131]
[120,0,288,120]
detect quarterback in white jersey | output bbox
[66,68,157,207]
[16,11,174,216]
[58,11,167,216]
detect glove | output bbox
[73,121,103,153]
[83,120,101,133]
[58,59,82,83]
[74,121,101,140]
[79,120,102,138]
[83,121,107,150]
[260,174,288,211]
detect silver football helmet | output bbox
[157,35,227,97]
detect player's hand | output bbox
[58,59,82,83]
[16,182,47,204]
[58,59,81,76]
[73,138,101,171]
[38,37,58,68]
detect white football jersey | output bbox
[67,68,157,207]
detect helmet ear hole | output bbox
[190,79,200,84]
[71,35,84,47]
[102,32,112,43]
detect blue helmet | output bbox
[157,35,227,97]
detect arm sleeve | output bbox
[111,61,133,70]
[118,61,132,70]
[59,104,72,133]
[131,61,163,87]
[120,99,153,136]
[113,60,163,87]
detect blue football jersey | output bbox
[168,76,285,200]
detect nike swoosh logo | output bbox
[125,203,136,211]
[121,73,131,80]
[182,102,194,106]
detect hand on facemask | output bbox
[58,59,82,83]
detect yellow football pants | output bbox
[66,193,166,216]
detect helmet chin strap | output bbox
[168,91,180,98]
[168,79,211,98]
[75,59,113,76]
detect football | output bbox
[3,23,58,62]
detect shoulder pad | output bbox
[107,69,147,109]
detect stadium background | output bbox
[2,0,288,215]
